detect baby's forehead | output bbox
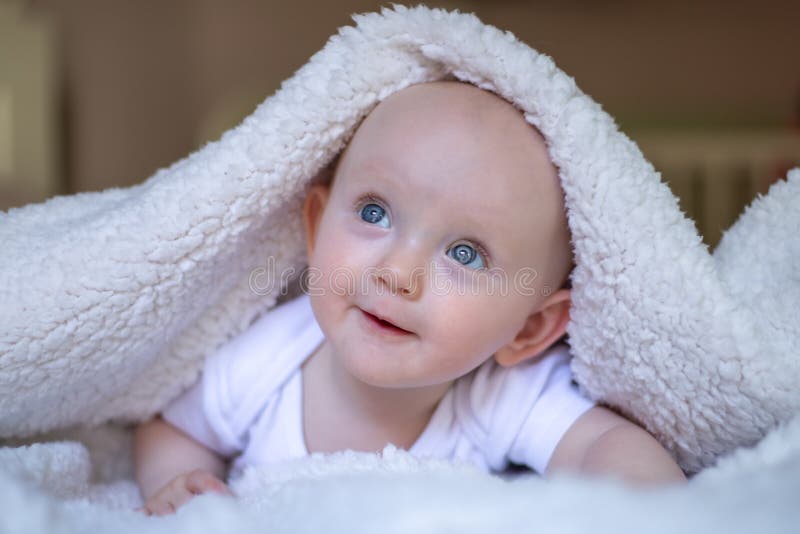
[369,81,535,141]
[347,81,559,197]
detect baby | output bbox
[134,81,685,516]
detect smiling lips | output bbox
[359,309,413,336]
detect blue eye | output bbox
[359,202,390,228]
[447,243,486,270]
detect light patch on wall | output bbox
[0,84,12,179]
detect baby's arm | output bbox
[133,416,232,515]
[545,406,686,485]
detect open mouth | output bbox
[360,310,412,335]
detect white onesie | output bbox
[163,294,595,477]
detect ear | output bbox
[302,183,331,259]
[494,289,571,367]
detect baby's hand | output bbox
[138,469,233,516]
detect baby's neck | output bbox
[301,341,451,454]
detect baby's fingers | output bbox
[143,496,178,517]
[185,469,233,496]
[144,484,195,516]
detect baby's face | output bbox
[304,81,571,389]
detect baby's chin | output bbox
[338,353,457,391]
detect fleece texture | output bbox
[0,414,799,533]
[0,4,798,531]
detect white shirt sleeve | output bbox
[161,371,240,457]
[505,349,595,474]
[458,343,594,474]
[161,321,270,458]
[161,294,325,459]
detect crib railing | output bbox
[634,131,800,249]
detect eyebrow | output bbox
[356,158,405,183]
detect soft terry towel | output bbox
[1,4,798,531]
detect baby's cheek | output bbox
[432,298,498,353]
[426,260,470,297]
[309,242,358,294]
[429,262,511,300]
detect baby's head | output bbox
[302,81,573,388]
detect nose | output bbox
[372,240,425,299]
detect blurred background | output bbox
[1,0,798,248]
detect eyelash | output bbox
[351,192,493,268]
[351,192,387,217]
[453,240,492,269]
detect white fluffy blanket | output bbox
[1,417,799,533]
[1,4,799,532]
